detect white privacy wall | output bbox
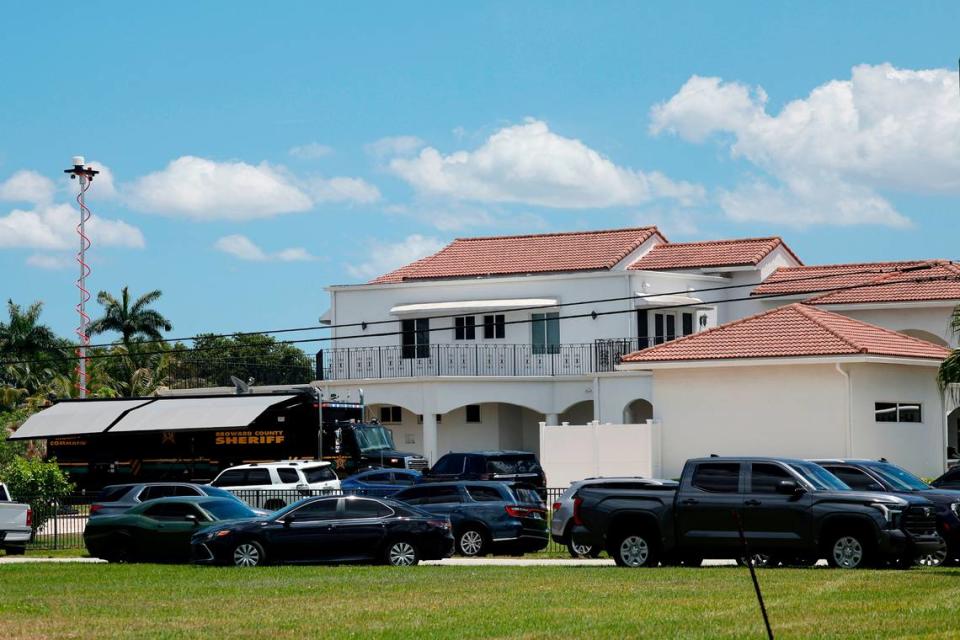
[651,364,849,478]
[539,422,658,488]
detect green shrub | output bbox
[0,456,74,533]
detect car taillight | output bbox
[26,507,32,528]
[89,504,102,515]
[572,497,583,526]
[505,505,546,519]
[552,502,561,511]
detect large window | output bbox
[641,310,696,347]
[401,318,430,359]
[483,314,506,339]
[531,312,560,354]
[875,402,922,423]
[454,316,476,340]
[749,463,793,493]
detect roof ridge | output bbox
[772,259,944,273]
[453,226,659,242]
[647,236,782,248]
[791,304,866,353]
[798,302,954,353]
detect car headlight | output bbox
[871,502,903,527]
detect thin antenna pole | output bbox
[64,157,99,399]
[733,509,774,640]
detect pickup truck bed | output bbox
[0,484,30,555]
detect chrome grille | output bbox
[405,456,429,471]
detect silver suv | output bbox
[551,477,677,557]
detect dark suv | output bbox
[421,451,546,493]
[813,458,960,565]
[393,481,548,556]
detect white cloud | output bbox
[366,135,425,158]
[85,161,118,199]
[126,156,313,220]
[346,234,445,281]
[0,170,56,205]
[650,63,960,226]
[214,234,316,262]
[637,208,701,237]
[289,143,334,159]
[389,119,704,208]
[25,253,73,270]
[304,176,381,204]
[385,202,547,233]
[0,203,145,250]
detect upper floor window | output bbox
[483,314,505,339]
[639,310,697,348]
[875,402,922,423]
[401,318,430,359]
[465,404,481,423]
[531,312,560,355]
[454,316,476,340]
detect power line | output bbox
[1,271,955,367]
[45,262,947,351]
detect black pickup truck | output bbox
[571,456,942,569]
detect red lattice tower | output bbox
[64,157,99,399]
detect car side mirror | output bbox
[776,480,803,495]
[282,514,296,527]
[184,514,199,527]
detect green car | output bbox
[84,496,260,563]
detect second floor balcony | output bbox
[317,338,657,381]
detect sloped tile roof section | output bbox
[752,260,949,298]
[620,303,952,363]
[627,237,801,271]
[371,227,663,284]
[806,262,960,305]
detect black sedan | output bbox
[84,496,262,563]
[192,495,454,567]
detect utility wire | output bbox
[1,271,955,367]
[38,262,947,352]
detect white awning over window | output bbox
[109,394,303,433]
[634,293,704,307]
[10,399,154,439]
[389,298,559,316]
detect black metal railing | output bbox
[17,488,575,555]
[318,338,655,381]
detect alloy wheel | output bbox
[233,543,261,567]
[570,541,595,557]
[389,542,417,566]
[917,537,948,567]
[459,530,484,556]
[832,536,864,569]
[619,535,650,567]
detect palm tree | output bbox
[0,300,60,360]
[938,306,960,402]
[88,286,173,348]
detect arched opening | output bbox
[623,398,654,424]
[898,329,948,347]
[436,402,544,456]
[559,400,594,425]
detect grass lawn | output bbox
[4,564,960,639]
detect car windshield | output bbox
[862,462,930,491]
[354,425,396,453]
[486,456,541,475]
[788,462,850,491]
[204,500,259,520]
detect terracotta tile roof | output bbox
[371,227,663,284]
[752,260,944,297]
[807,262,960,305]
[627,237,801,271]
[620,303,951,364]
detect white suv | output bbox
[210,461,341,510]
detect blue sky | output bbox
[1,2,958,342]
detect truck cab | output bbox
[322,420,428,476]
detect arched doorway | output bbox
[623,398,653,424]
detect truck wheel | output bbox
[916,536,948,567]
[457,528,487,557]
[827,534,872,569]
[4,546,26,556]
[567,540,600,559]
[736,553,776,568]
[611,531,659,568]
